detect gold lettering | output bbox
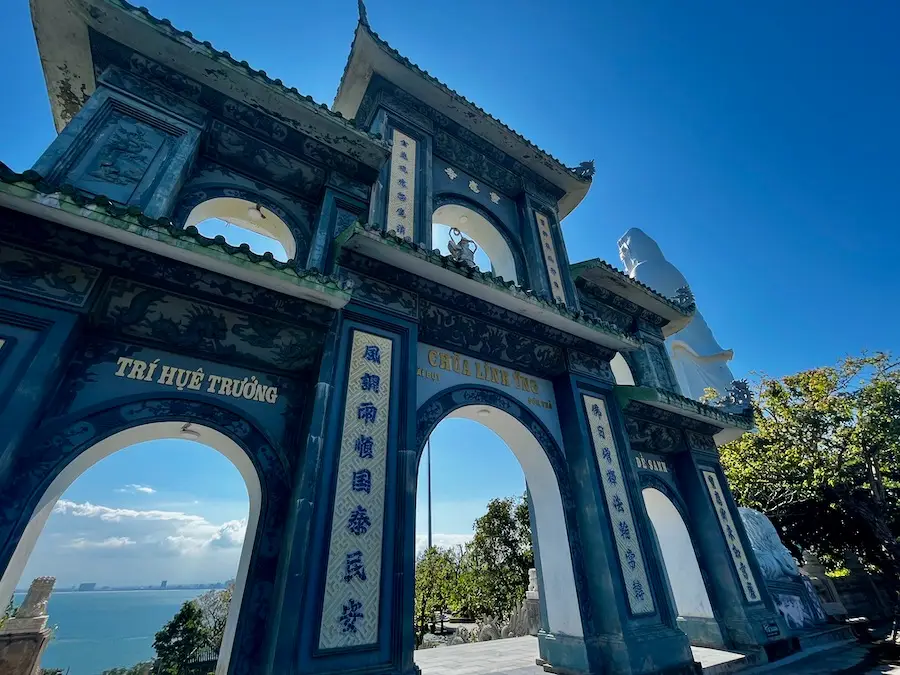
[463,360,471,376]
[500,370,510,386]
[126,360,147,380]
[428,350,439,367]
[114,357,133,377]
[439,352,450,371]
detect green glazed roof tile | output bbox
[341,9,593,184]
[336,221,640,348]
[615,384,753,430]
[108,0,389,148]
[570,258,696,317]
[0,162,352,298]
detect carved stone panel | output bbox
[68,110,168,203]
[0,243,101,308]
[95,277,323,371]
[624,417,682,455]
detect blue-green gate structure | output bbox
[0,1,795,673]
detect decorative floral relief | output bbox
[583,395,655,614]
[468,180,480,194]
[319,331,393,649]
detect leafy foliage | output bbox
[414,546,459,637]
[719,352,900,584]
[152,600,207,675]
[194,583,233,650]
[415,495,534,637]
[100,664,154,675]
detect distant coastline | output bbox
[14,583,230,594]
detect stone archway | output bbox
[0,397,293,675]
[640,479,724,648]
[432,197,524,284]
[412,385,589,665]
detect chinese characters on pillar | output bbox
[702,470,761,603]
[583,395,655,614]
[535,212,566,305]
[319,331,393,648]
[387,130,417,239]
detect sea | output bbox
[13,589,207,675]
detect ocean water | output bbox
[14,589,206,675]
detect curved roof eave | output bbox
[30,0,390,171]
[333,21,592,219]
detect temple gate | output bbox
[0,1,794,673]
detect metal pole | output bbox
[427,436,433,550]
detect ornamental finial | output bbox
[357,0,369,26]
[574,160,595,179]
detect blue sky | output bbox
[3,0,899,584]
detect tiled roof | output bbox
[616,385,753,430]
[0,162,352,297]
[339,4,593,184]
[570,258,696,316]
[108,0,389,146]
[336,221,640,348]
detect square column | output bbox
[672,432,791,655]
[552,372,697,675]
[284,306,418,675]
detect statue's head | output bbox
[617,228,665,274]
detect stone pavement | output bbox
[413,635,900,675]
[413,636,746,675]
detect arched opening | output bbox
[413,400,582,657]
[432,204,519,284]
[642,487,722,648]
[185,197,294,262]
[611,353,636,386]
[0,422,262,675]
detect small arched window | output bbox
[185,197,295,262]
[611,353,636,386]
[432,204,519,284]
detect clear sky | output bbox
[3,0,900,585]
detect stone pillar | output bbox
[0,576,55,675]
[673,435,791,656]
[801,553,847,620]
[525,568,541,636]
[551,376,696,675]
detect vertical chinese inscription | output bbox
[535,212,566,305]
[583,395,655,615]
[387,129,417,240]
[319,331,393,649]
[702,470,761,603]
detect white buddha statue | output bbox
[617,228,736,402]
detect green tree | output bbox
[195,584,233,650]
[452,496,533,621]
[719,352,900,584]
[414,546,458,637]
[153,600,206,674]
[100,664,153,675]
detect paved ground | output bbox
[413,636,745,675]
[412,635,900,675]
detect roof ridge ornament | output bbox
[357,0,370,27]
[574,160,596,179]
